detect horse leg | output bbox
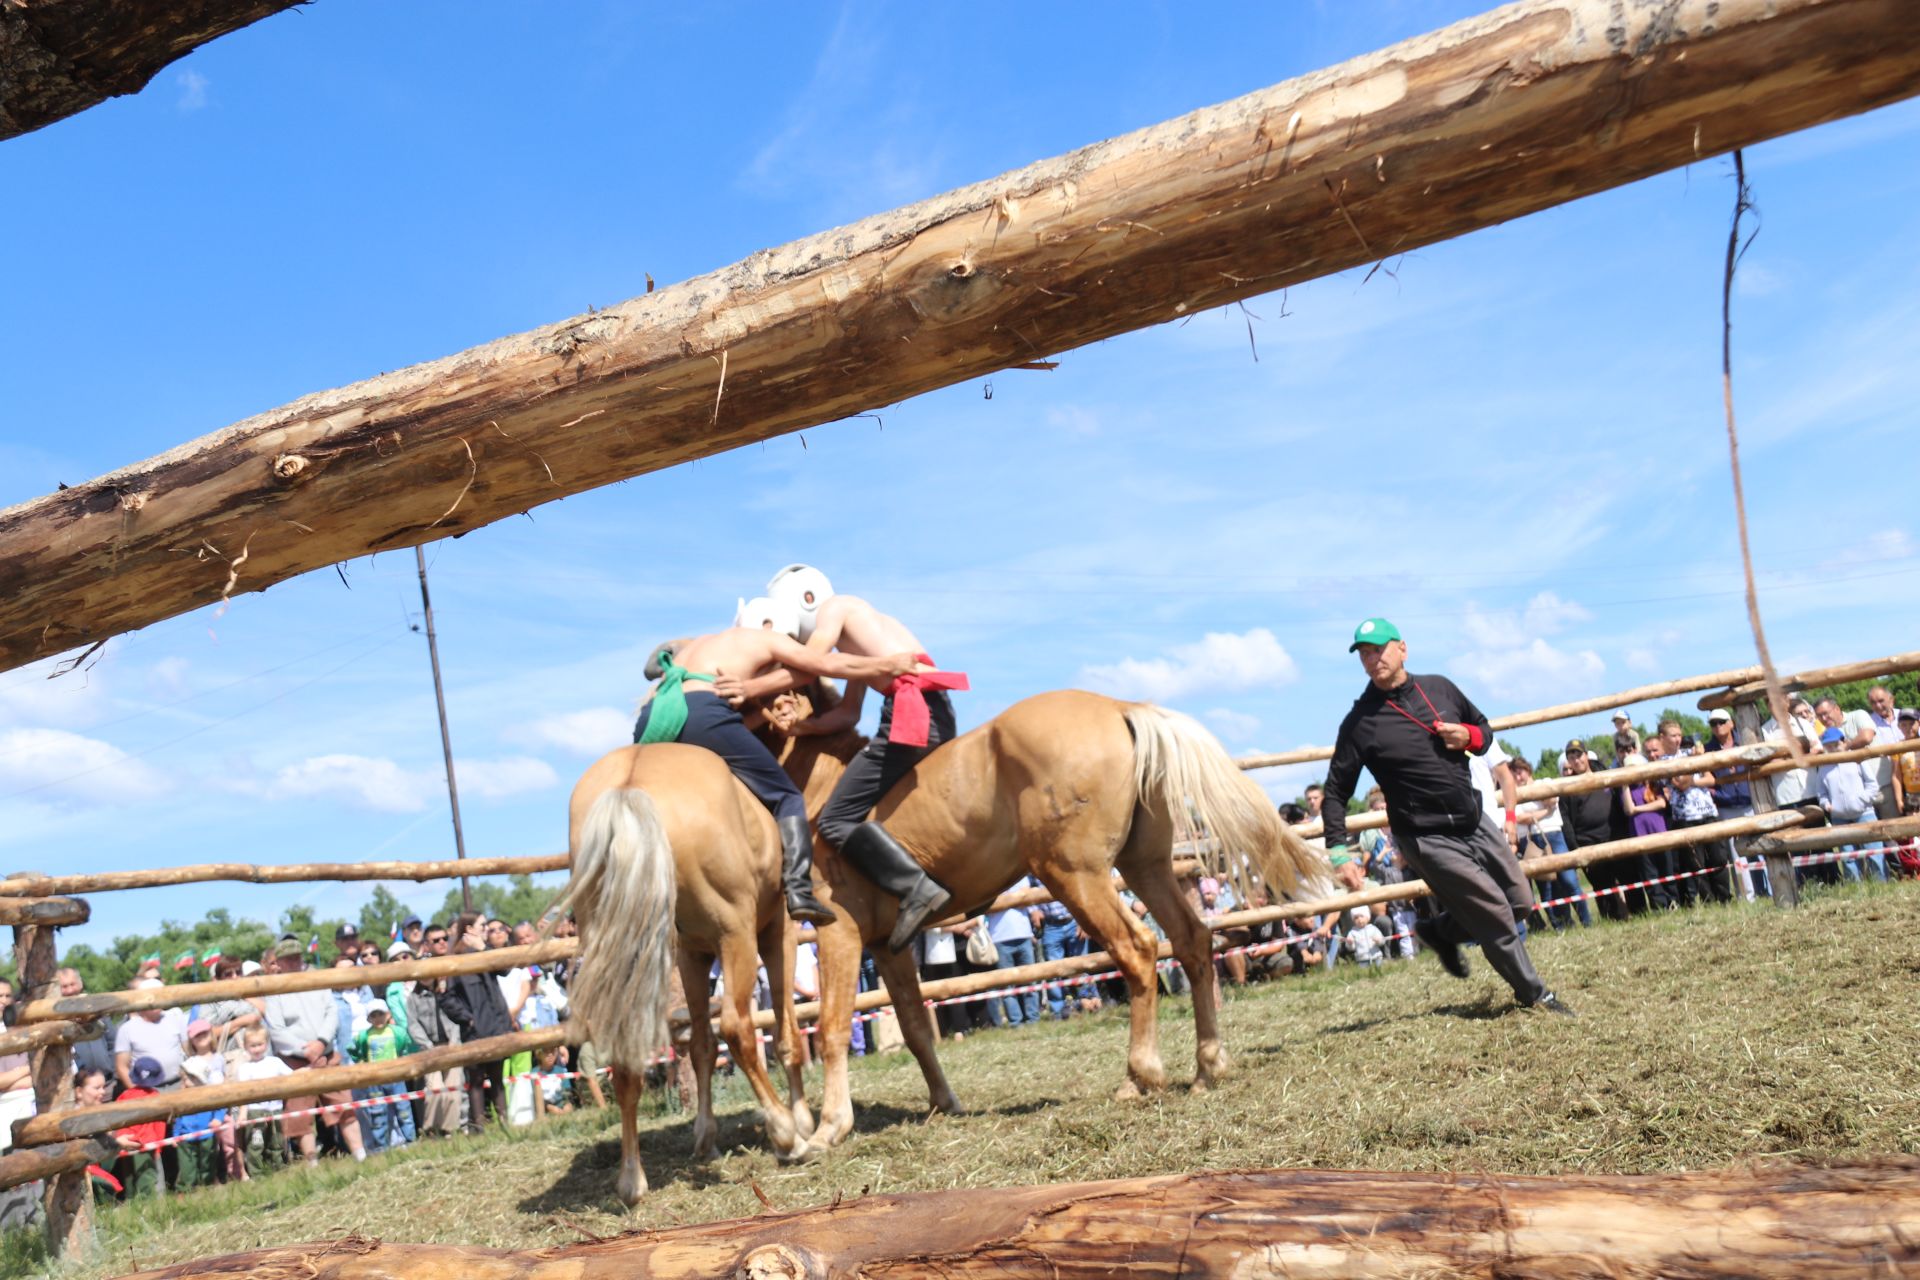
[1118,808,1230,1091]
[760,919,816,1149]
[806,912,864,1151]
[675,948,720,1160]
[715,930,802,1160]
[1039,862,1169,1100]
[873,947,962,1115]
[611,1063,647,1206]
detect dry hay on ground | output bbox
[16,879,1920,1279]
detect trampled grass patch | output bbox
[12,879,1920,1278]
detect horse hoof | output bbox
[776,1141,818,1166]
[1113,1079,1143,1102]
[1189,1076,1211,1096]
[616,1168,648,1207]
[792,1105,817,1142]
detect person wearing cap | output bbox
[400,916,426,952]
[261,938,367,1166]
[723,566,971,954]
[1557,738,1649,920]
[349,1000,419,1150]
[1609,711,1640,763]
[1814,725,1885,881]
[1704,709,1766,899]
[173,1019,241,1188]
[1323,618,1573,1016]
[630,612,928,926]
[113,1057,170,1197]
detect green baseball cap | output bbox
[1349,617,1402,651]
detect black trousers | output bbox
[817,690,957,847]
[634,690,806,823]
[1395,815,1548,1004]
[1671,815,1733,904]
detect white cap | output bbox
[240,960,263,977]
[368,999,390,1016]
[766,565,833,642]
[387,940,413,959]
[1611,710,1631,723]
[734,595,800,639]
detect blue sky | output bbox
[4,1,1918,952]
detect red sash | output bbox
[885,654,969,747]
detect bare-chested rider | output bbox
[632,599,926,925]
[721,565,968,952]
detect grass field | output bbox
[11,879,1920,1278]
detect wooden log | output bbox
[11,917,91,1252]
[0,1019,100,1058]
[1237,662,1769,770]
[0,1138,115,1196]
[0,850,568,898]
[11,1027,564,1149]
[116,1160,1920,1279]
[0,895,86,925]
[12,939,575,1025]
[1700,649,1920,710]
[1736,699,1799,908]
[0,1,302,141]
[7,0,1920,675]
[1743,814,1920,856]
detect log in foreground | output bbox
[0,1,302,141]
[0,849,569,898]
[7,0,1920,675]
[123,1161,1920,1280]
[0,1138,115,1197]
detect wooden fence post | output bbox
[10,914,92,1257]
[1733,702,1798,909]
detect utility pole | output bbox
[415,546,471,912]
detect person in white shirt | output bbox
[1510,757,1591,929]
[1763,697,1823,805]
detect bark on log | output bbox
[120,1161,1920,1280]
[12,938,575,1025]
[10,1027,564,1149]
[1698,649,1920,710]
[5,0,1920,676]
[0,0,302,141]
[1237,662,1769,770]
[0,850,567,898]
[0,894,86,925]
[0,1138,115,1196]
[1743,815,1920,856]
[0,1018,100,1058]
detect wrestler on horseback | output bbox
[717,565,969,953]
[633,598,925,925]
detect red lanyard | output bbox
[1382,680,1443,735]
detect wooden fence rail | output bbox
[0,852,570,899]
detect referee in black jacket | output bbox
[1323,617,1574,1016]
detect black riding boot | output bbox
[779,815,835,925]
[840,821,953,953]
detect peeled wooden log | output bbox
[12,938,575,1025]
[1699,649,1920,710]
[10,1027,563,1149]
[0,894,86,925]
[7,0,1920,675]
[1743,815,1920,856]
[0,850,567,898]
[121,1161,1920,1280]
[0,1018,100,1058]
[0,1,301,141]
[0,1137,115,1196]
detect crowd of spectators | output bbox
[40,911,599,1204]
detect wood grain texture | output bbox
[119,1161,1920,1279]
[4,0,1918,675]
[0,0,300,140]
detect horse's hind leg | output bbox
[716,928,802,1160]
[611,1063,647,1206]
[806,913,865,1151]
[675,947,720,1160]
[873,947,961,1115]
[1118,805,1230,1090]
[1036,858,1169,1100]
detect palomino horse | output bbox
[558,743,813,1204]
[770,688,1326,1150]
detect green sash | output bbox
[636,651,717,745]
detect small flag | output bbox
[173,949,196,972]
[140,950,162,968]
[200,945,222,969]
[308,936,320,954]
[389,920,400,942]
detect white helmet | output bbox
[766,564,833,642]
[734,595,800,639]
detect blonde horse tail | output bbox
[554,788,677,1068]
[1123,702,1331,904]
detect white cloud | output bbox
[1080,628,1298,702]
[268,754,428,813]
[1623,647,1661,674]
[456,756,560,800]
[1454,638,1606,704]
[511,708,630,757]
[1045,406,1100,438]
[1735,262,1784,299]
[1462,591,1592,650]
[176,70,209,112]
[1203,708,1260,741]
[0,729,169,805]
[147,656,192,699]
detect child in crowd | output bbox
[232,1026,292,1176]
[348,1000,418,1150]
[173,1019,241,1188]
[1344,906,1388,970]
[531,1044,574,1117]
[114,1057,168,1197]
